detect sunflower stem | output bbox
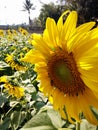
[76,122,80,130]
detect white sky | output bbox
[0,0,57,25]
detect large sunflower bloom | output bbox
[23,11,98,124]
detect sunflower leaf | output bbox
[20,112,57,130]
[47,109,63,129]
[58,128,72,130]
[0,95,8,106]
[0,117,10,130]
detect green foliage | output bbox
[0,61,14,76]
[40,0,98,27]
[38,2,64,29]
[63,0,98,25]
[20,108,64,130]
[23,0,35,12]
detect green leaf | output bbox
[0,117,10,130]
[21,126,55,130]
[0,95,8,106]
[47,109,63,129]
[80,119,97,130]
[58,128,72,130]
[11,111,26,129]
[91,106,98,120]
[0,61,9,68]
[20,112,57,130]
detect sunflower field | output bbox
[0,11,98,130]
[0,27,70,130]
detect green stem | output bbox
[76,122,80,130]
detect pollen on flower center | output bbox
[47,48,85,96]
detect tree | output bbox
[78,0,98,25]
[64,0,98,25]
[22,0,35,27]
[38,2,66,29]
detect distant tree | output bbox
[78,0,98,25]
[39,0,98,28]
[38,2,66,29]
[31,18,42,27]
[64,0,98,25]
[22,0,35,26]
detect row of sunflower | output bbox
[0,27,72,130]
[0,28,34,130]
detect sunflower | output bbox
[0,76,24,98]
[0,29,4,37]
[0,75,7,83]
[5,54,27,71]
[4,83,24,98]
[22,11,98,125]
[18,27,28,36]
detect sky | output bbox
[0,0,57,25]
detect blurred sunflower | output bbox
[18,27,28,36]
[22,11,98,124]
[5,54,27,71]
[12,29,18,36]
[0,76,24,98]
[0,29,4,37]
[4,83,24,98]
[0,75,8,83]
[6,29,12,35]
[7,35,13,41]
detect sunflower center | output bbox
[54,62,73,83]
[47,48,85,96]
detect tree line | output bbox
[23,0,98,29]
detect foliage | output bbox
[39,0,98,27]
[77,0,98,24]
[62,0,98,25]
[38,1,78,29]
[38,2,65,29]
[0,28,41,129]
[30,18,42,28]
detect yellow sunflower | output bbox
[0,29,4,37]
[0,76,24,98]
[5,54,27,71]
[0,76,8,83]
[18,27,28,36]
[4,83,24,98]
[22,11,98,125]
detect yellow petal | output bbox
[68,22,95,52]
[62,11,77,41]
[46,18,59,47]
[76,22,95,33]
[79,67,98,82]
[32,33,51,57]
[81,76,98,92]
[57,10,70,33]
[73,28,98,59]
[64,95,81,123]
[22,49,45,64]
[79,89,98,125]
